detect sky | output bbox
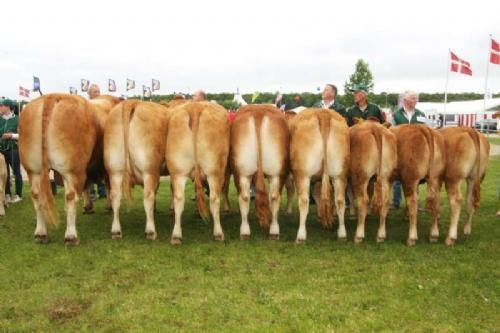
[1,0,499,98]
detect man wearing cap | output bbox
[391,90,427,209]
[347,84,384,126]
[315,84,347,119]
[0,98,23,203]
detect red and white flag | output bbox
[490,38,500,65]
[450,51,472,76]
[19,86,30,98]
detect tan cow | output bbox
[439,127,489,246]
[390,124,445,246]
[104,100,172,240]
[230,105,289,240]
[0,153,7,216]
[349,121,397,243]
[19,94,121,244]
[290,108,350,243]
[166,101,230,244]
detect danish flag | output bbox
[490,38,500,65]
[19,86,30,98]
[450,51,472,76]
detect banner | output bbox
[126,79,135,91]
[81,79,90,92]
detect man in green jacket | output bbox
[314,84,347,119]
[391,91,427,208]
[0,98,23,203]
[347,84,385,126]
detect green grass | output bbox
[1,159,499,333]
[488,136,500,146]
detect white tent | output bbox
[417,98,500,127]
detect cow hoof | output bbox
[240,234,251,241]
[445,237,456,246]
[65,237,80,246]
[34,234,49,244]
[213,234,225,242]
[111,232,122,240]
[83,207,95,215]
[406,239,417,247]
[145,231,157,241]
[429,236,439,243]
[354,237,364,244]
[462,233,470,241]
[170,237,182,245]
[268,234,280,241]
[376,237,385,244]
[295,239,306,245]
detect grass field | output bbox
[488,136,500,146]
[0,158,499,333]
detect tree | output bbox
[343,59,375,106]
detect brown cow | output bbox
[349,121,397,243]
[230,105,289,240]
[19,94,121,244]
[290,108,350,243]
[104,100,172,240]
[439,127,489,246]
[0,153,7,216]
[390,124,445,246]
[166,101,230,244]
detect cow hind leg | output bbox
[63,174,82,246]
[143,173,159,241]
[109,172,123,239]
[403,180,419,246]
[445,179,462,246]
[463,178,475,239]
[353,176,369,244]
[333,176,347,241]
[238,175,252,240]
[376,179,391,243]
[285,175,294,215]
[207,174,224,242]
[295,175,311,244]
[427,177,441,243]
[82,185,94,214]
[268,176,281,240]
[171,175,187,245]
[30,173,49,243]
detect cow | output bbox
[104,100,172,240]
[289,108,350,243]
[166,101,230,244]
[230,105,289,240]
[439,127,490,246]
[19,93,121,245]
[390,124,445,246]
[349,121,397,243]
[0,153,7,216]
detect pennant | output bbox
[152,79,160,91]
[108,79,116,92]
[126,78,135,91]
[143,85,152,98]
[81,79,90,92]
[33,76,41,92]
[69,87,78,95]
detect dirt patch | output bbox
[48,298,91,322]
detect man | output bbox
[391,90,427,209]
[193,90,206,102]
[347,84,385,126]
[87,84,107,199]
[0,98,22,203]
[315,84,347,118]
[88,84,101,99]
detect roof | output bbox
[417,98,500,115]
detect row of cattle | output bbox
[16,94,490,246]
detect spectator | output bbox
[347,84,384,126]
[0,98,23,203]
[193,90,206,102]
[391,90,427,209]
[315,84,347,119]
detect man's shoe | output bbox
[10,195,22,203]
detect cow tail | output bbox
[466,128,482,209]
[254,114,270,230]
[192,109,209,221]
[317,112,334,229]
[371,125,384,215]
[121,101,137,205]
[40,96,59,226]
[422,126,437,211]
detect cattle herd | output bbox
[12,94,490,247]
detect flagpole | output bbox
[443,50,450,124]
[482,34,492,134]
